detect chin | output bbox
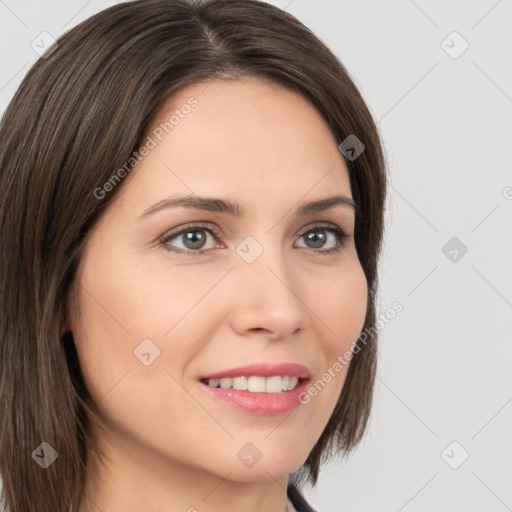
[208,443,310,483]
[217,462,299,483]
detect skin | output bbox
[65,76,368,512]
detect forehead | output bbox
[116,77,352,215]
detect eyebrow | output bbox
[138,193,358,220]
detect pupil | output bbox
[306,230,325,248]
[184,230,206,249]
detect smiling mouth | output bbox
[200,375,305,393]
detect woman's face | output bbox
[67,77,368,484]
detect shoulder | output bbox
[287,482,319,512]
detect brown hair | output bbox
[0,0,387,510]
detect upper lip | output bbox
[200,363,311,380]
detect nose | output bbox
[228,240,305,341]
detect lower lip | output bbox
[198,379,310,415]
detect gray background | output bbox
[1,1,511,511]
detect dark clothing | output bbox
[287,483,318,512]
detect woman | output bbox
[0,1,387,511]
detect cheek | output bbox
[317,258,368,354]
[70,248,228,397]
[69,251,219,452]
[300,260,368,420]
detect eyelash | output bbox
[159,222,349,257]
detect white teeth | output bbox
[265,376,282,393]
[206,375,300,392]
[288,376,298,390]
[232,376,248,391]
[219,378,231,389]
[248,376,266,392]
[209,378,220,388]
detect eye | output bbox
[160,222,220,256]
[159,222,349,257]
[295,223,349,254]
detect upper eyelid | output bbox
[162,220,346,236]
[161,222,221,240]
[160,221,349,246]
